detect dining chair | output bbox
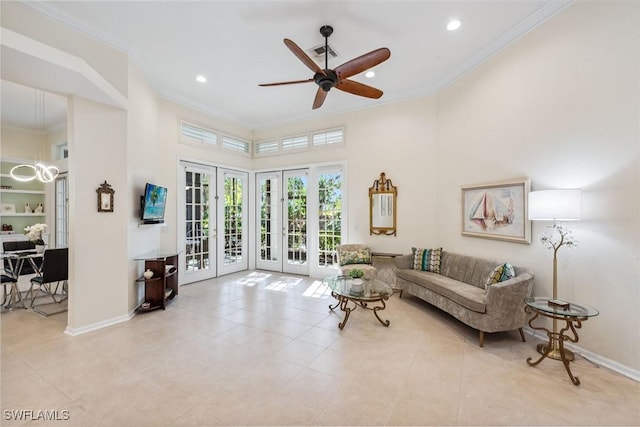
[28,248,68,316]
[1,272,23,310]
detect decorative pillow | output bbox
[485,262,516,288]
[339,248,371,266]
[412,247,442,273]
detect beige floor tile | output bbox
[2,270,638,427]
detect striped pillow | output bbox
[485,262,516,289]
[412,247,442,273]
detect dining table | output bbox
[1,250,43,310]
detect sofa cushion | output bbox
[412,247,442,273]
[339,248,371,266]
[439,251,499,289]
[396,269,486,313]
[485,262,516,289]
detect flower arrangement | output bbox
[348,269,364,279]
[539,222,578,257]
[24,223,47,245]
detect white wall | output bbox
[0,126,48,160]
[254,96,439,255]
[67,96,129,331]
[435,1,640,370]
[1,2,128,97]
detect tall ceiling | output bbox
[3,1,571,131]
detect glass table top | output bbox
[525,297,599,318]
[323,275,393,301]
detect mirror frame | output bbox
[369,172,397,236]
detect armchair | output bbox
[336,244,377,280]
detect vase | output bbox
[143,269,154,279]
[35,244,45,253]
[351,278,363,285]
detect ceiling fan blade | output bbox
[312,88,328,109]
[259,79,314,87]
[336,79,383,99]
[284,38,322,74]
[335,48,391,80]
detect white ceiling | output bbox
[3,1,571,131]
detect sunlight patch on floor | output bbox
[265,275,304,292]
[236,271,272,286]
[302,280,332,298]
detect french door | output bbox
[284,169,309,275]
[217,169,248,276]
[54,174,69,248]
[180,162,248,284]
[256,165,344,277]
[256,171,282,271]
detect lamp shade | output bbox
[528,189,581,221]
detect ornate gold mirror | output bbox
[369,172,397,236]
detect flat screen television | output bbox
[140,183,168,224]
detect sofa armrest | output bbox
[485,272,534,329]
[394,254,413,270]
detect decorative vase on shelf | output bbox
[24,203,32,214]
[143,269,154,279]
[34,203,44,214]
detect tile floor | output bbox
[1,270,639,426]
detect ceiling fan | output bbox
[259,25,391,109]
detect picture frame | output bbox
[1,203,16,214]
[96,181,115,213]
[461,178,531,244]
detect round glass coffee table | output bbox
[524,297,599,385]
[323,275,394,329]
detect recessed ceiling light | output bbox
[365,70,375,78]
[196,75,207,83]
[447,19,461,31]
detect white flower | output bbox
[24,223,47,244]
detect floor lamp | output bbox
[528,189,581,360]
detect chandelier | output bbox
[10,163,59,183]
[9,89,60,183]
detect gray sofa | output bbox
[395,250,534,347]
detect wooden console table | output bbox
[134,251,180,312]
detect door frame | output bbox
[216,168,249,276]
[254,162,347,278]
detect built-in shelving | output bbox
[0,160,48,242]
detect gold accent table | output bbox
[524,296,599,385]
[324,275,394,329]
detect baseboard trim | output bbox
[523,327,640,382]
[64,311,135,336]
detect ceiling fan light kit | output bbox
[259,25,390,109]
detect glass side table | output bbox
[524,296,599,385]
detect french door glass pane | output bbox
[287,175,307,265]
[259,177,279,262]
[185,171,210,272]
[318,172,342,267]
[55,176,68,248]
[224,175,243,265]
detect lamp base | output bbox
[537,343,574,361]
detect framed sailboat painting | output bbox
[461,178,531,244]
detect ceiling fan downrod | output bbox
[319,25,333,71]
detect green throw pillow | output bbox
[412,247,442,273]
[339,248,371,266]
[485,262,516,289]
